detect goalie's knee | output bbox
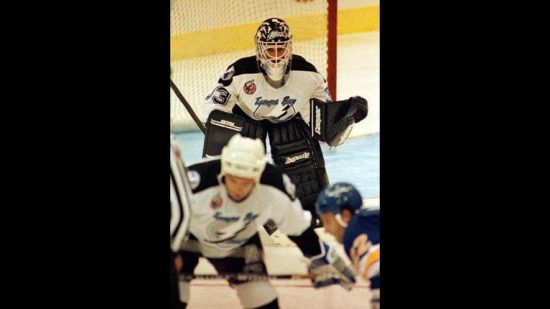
[233,280,278,309]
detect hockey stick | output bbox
[179,273,313,281]
[170,77,206,134]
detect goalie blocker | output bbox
[310,96,368,147]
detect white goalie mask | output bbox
[220,135,267,183]
[255,18,293,82]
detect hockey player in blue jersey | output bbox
[315,182,380,308]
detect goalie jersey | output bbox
[185,158,314,258]
[344,208,380,289]
[201,55,331,125]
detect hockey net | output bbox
[170,0,336,133]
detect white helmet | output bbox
[221,135,266,182]
[255,18,292,82]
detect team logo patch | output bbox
[210,193,223,209]
[285,151,310,164]
[243,80,256,95]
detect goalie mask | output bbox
[255,18,292,82]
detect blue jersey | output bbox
[343,208,380,289]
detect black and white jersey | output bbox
[185,158,312,258]
[201,55,331,125]
[170,137,192,252]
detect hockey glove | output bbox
[307,242,357,291]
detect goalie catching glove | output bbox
[306,241,357,291]
[310,96,368,147]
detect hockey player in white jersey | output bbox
[200,18,369,228]
[315,183,380,309]
[176,135,357,309]
[170,136,192,308]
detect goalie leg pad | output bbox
[310,96,368,147]
[268,117,329,224]
[202,110,267,157]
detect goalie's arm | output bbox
[200,64,240,124]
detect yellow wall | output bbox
[171,5,379,61]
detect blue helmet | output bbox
[315,182,363,216]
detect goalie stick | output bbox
[170,77,206,134]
